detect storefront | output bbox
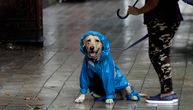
[0,0,43,46]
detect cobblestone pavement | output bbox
[0,0,193,110]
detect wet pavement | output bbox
[0,0,193,110]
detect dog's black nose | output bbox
[90,46,94,50]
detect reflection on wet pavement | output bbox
[0,0,193,110]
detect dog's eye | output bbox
[95,39,100,42]
[87,39,91,42]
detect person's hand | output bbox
[127,6,141,15]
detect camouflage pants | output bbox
[147,19,180,93]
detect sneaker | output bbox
[145,93,178,104]
[172,93,178,103]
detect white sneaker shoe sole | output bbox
[145,99,178,104]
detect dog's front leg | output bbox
[75,94,86,103]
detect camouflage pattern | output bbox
[147,19,180,93]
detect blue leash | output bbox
[112,34,148,52]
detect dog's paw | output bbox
[126,90,140,101]
[130,96,139,101]
[75,94,85,103]
[105,99,114,104]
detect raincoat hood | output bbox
[80,31,110,61]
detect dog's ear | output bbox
[82,41,87,52]
[83,38,87,46]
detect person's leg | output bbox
[146,19,180,103]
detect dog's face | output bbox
[83,35,103,60]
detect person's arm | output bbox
[128,0,159,15]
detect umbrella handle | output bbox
[117,9,129,19]
[116,0,139,19]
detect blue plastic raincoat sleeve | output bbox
[80,58,89,94]
[101,57,115,99]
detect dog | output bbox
[75,31,141,104]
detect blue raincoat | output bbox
[79,31,130,99]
